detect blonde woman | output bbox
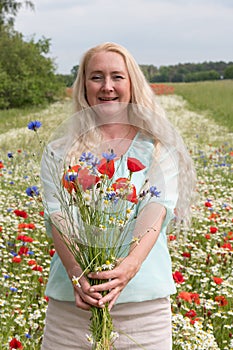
[41,42,196,349]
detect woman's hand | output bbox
[68,265,103,311]
[87,255,141,310]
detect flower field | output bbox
[0,95,232,349]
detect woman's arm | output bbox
[87,203,166,309]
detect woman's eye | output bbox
[113,75,124,80]
[91,76,103,81]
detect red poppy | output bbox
[205,202,212,208]
[212,276,223,284]
[182,252,191,258]
[173,271,185,284]
[97,159,115,179]
[14,210,28,219]
[49,249,56,257]
[9,338,23,349]
[39,211,44,216]
[77,168,100,191]
[185,309,197,318]
[178,291,192,303]
[112,178,138,203]
[221,243,233,250]
[18,246,29,256]
[32,265,43,272]
[0,226,2,232]
[12,256,22,263]
[0,161,4,169]
[168,235,176,241]
[210,226,218,234]
[190,318,200,325]
[178,291,200,305]
[28,259,37,266]
[16,235,33,243]
[215,295,228,306]
[127,157,145,172]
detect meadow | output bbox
[170,80,233,132]
[0,85,233,349]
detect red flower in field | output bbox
[14,209,28,219]
[112,178,138,203]
[9,337,23,349]
[168,235,176,241]
[205,201,212,208]
[190,293,200,305]
[210,226,218,234]
[215,295,228,306]
[173,271,185,284]
[127,157,145,173]
[178,291,192,303]
[182,252,191,258]
[0,161,4,169]
[205,234,211,240]
[78,168,100,191]
[12,256,22,263]
[18,223,36,230]
[28,259,37,266]
[49,249,56,257]
[44,296,49,302]
[32,265,43,272]
[97,159,115,179]
[16,235,33,243]
[190,318,200,325]
[185,309,197,319]
[0,226,2,232]
[18,246,29,256]
[39,211,44,216]
[221,243,233,250]
[213,276,223,284]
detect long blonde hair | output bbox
[72,42,197,227]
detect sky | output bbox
[14,0,233,74]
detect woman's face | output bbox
[85,51,131,107]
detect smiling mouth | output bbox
[99,97,118,101]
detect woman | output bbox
[41,42,196,349]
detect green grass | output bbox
[170,80,233,132]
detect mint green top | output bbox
[41,132,179,303]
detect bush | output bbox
[0,26,65,109]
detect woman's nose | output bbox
[102,77,114,91]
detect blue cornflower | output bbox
[25,333,31,339]
[4,274,10,279]
[102,150,117,161]
[26,186,40,197]
[27,120,42,131]
[149,186,161,197]
[65,172,78,182]
[7,152,13,158]
[79,152,95,165]
[10,287,18,292]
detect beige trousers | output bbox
[41,298,172,350]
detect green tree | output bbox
[0,27,65,108]
[224,65,233,79]
[0,0,34,28]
